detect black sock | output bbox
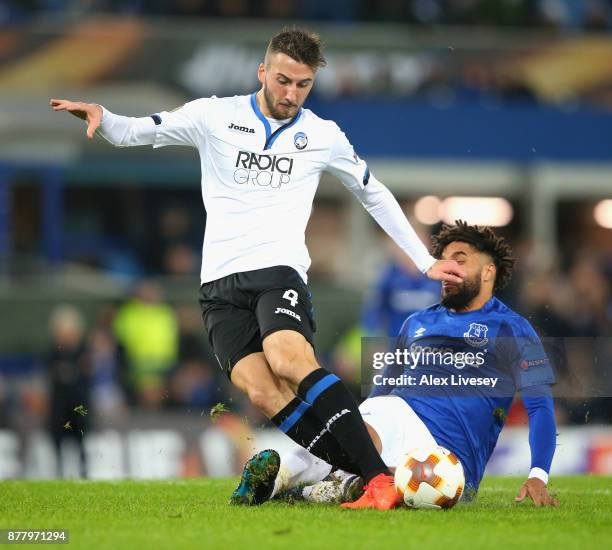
[297,368,389,482]
[271,397,358,474]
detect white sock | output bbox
[331,469,353,482]
[271,446,333,498]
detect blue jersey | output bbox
[362,262,440,337]
[378,296,555,494]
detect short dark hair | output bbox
[431,220,516,291]
[266,27,326,71]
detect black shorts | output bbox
[198,265,316,377]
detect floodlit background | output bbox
[0,0,610,480]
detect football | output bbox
[394,446,465,509]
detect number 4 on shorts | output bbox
[283,289,299,307]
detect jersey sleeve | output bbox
[324,124,436,274]
[151,98,211,149]
[325,123,372,191]
[505,319,556,392]
[97,108,157,147]
[521,387,556,481]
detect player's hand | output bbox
[515,478,559,507]
[425,259,466,285]
[49,99,103,139]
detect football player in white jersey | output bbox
[50,28,465,510]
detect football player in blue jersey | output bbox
[235,220,559,508]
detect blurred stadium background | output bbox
[0,0,610,480]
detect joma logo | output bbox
[228,122,255,134]
[275,307,301,321]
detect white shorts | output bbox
[358,395,437,468]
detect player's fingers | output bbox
[442,273,464,285]
[53,101,82,114]
[86,119,100,139]
[449,264,467,279]
[531,488,544,507]
[543,492,559,507]
[50,99,69,111]
[515,485,527,502]
[439,260,466,280]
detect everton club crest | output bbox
[464,323,489,347]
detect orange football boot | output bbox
[340,473,400,510]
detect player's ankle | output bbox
[364,470,392,483]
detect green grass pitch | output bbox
[1,477,610,549]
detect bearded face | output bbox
[439,241,496,311]
[258,52,314,120]
[262,80,298,120]
[441,272,482,310]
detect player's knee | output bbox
[266,351,289,378]
[263,332,317,383]
[265,346,303,383]
[246,386,280,417]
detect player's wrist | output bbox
[80,104,104,125]
[528,467,549,484]
[420,255,437,274]
[97,104,107,121]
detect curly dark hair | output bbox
[431,220,516,290]
[266,27,326,70]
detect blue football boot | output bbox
[229,449,280,505]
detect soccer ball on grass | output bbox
[394,445,465,509]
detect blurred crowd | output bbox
[0,279,259,473]
[3,1,611,109]
[60,201,204,281]
[2,0,612,31]
[1,284,233,415]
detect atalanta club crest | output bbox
[464,323,489,347]
[294,131,308,150]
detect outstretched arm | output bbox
[325,125,465,284]
[50,99,156,146]
[352,176,465,284]
[50,99,104,139]
[515,385,559,507]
